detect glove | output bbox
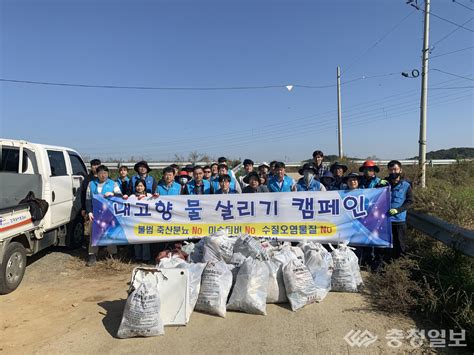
[379,180,388,186]
[152,193,160,198]
[88,212,94,221]
[389,208,399,216]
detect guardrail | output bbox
[88,159,469,170]
[407,211,474,257]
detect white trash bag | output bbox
[263,260,280,303]
[157,254,186,268]
[303,242,333,302]
[270,246,297,303]
[227,257,269,315]
[176,262,207,321]
[331,243,363,293]
[117,267,164,338]
[233,234,269,260]
[195,261,233,318]
[228,252,247,287]
[202,231,236,263]
[283,259,319,311]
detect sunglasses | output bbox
[203,170,211,173]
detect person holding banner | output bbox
[296,163,326,191]
[385,160,413,259]
[128,161,157,195]
[85,165,121,266]
[343,172,363,190]
[330,161,348,190]
[185,165,212,195]
[359,160,382,189]
[242,172,269,193]
[156,167,182,195]
[215,174,239,194]
[268,162,296,192]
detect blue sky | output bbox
[1,0,472,162]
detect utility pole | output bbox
[337,66,343,159]
[419,0,430,188]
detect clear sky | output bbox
[1,0,472,162]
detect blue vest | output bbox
[156,181,182,195]
[116,176,130,194]
[211,176,238,192]
[131,175,155,194]
[268,176,294,192]
[390,180,411,222]
[216,188,237,194]
[296,177,323,191]
[187,179,211,195]
[361,176,381,189]
[89,179,116,195]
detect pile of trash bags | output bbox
[117,231,363,338]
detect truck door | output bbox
[47,150,72,226]
[67,152,87,215]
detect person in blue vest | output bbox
[384,160,414,260]
[320,171,336,191]
[156,166,182,195]
[296,163,326,191]
[268,162,296,192]
[217,157,237,180]
[329,161,348,190]
[185,165,212,195]
[211,164,242,193]
[116,165,130,195]
[128,161,158,195]
[85,165,122,266]
[359,160,382,189]
[216,174,238,194]
[202,165,212,181]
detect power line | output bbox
[341,9,416,76]
[430,86,474,89]
[431,68,474,81]
[430,46,474,59]
[431,18,473,48]
[453,0,474,12]
[0,73,399,92]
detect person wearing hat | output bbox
[185,165,212,195]
[85,165,121,266]
[268,162,296,192]
[176,170,192,194]
[210,163,242,193]
[312,150,328,177]
[80,158,102,218]
[238,158,255,189]
[242,172,270,193]
[359,160,382,189]
[330,161,348,190]
[342,172,363,191]
[216,174,239,194]
[320,171,336,191]
[184,164,194,177]
[296,163,326,191]
[156,166,182,195]
[128,161,157,195]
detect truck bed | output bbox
[0,204,37,240]
[0,173,43,210]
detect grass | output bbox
[365,161,474,348]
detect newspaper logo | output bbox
[344,329,378,347]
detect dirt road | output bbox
[0,248,427,354]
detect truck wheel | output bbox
[0,242,27,295]
[67,216,84,249]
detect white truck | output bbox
[0,139,88,294]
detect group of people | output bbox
[80,150,413,269]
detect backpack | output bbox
[19,191,49,221]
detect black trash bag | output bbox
[19,191,49,221]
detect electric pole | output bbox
[419,0,430,188]
[337,66,343,159]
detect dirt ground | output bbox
[0,248,432,354]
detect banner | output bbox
[91,187,392,247]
